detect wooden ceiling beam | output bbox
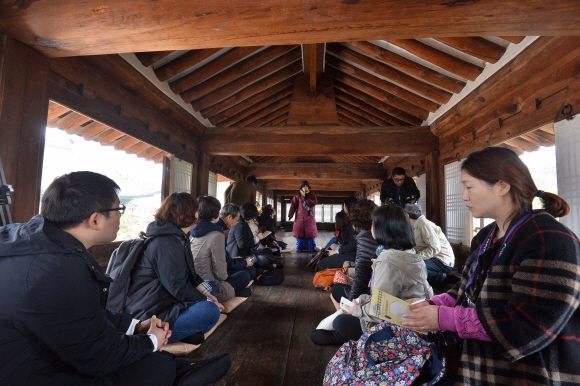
[95,128,125,144]
[199,126,438,156]
[136,146,165,160]
[497,142,525,156]
[345,41,465,93]
[210,77,295,124]
[504,137,540,153]
[325,56,436,115]
[155,48,221,82]
[383,155,425,177]
[170,46,262,95]
[47,101,71,122]
[275,190,355,198]
[336,106,376,126]
[191,49,302,111]
[235,96,292,126]
[336,100,390,126]
[245,105,291,127]
[264,179,366,192]
[273,119,287,127]
[5,1,580,57]
[269,113,288,127]
[124,141,151,155]
[181,45,297,103]
[520,128,555,146]
[337,115,361,127]
[333,81,422,125]
[201,67,299,120]
[303,43,325,96]
[387,39,483,81]
[327,43,452,104]
[135,51,174,67]
[498,36,526,44]
[215,86,293,126]
[435,37,506,64]
[112,136,140,151]
[56,112,92,131]
[334,90,409,126]
[247,162,386,180]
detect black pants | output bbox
[316,253,355,271]
[226,270,251,295]
[331,283,351,303]
[311,314,363,346]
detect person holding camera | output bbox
[380,167,420,207]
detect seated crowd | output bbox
[1,147,579,386]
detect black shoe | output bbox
[274,262,284,269]
[236,287,252,297]
[310,329,344,346]
[177,353,232,386]
[180,332,205,345]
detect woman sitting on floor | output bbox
[123,192,224,345]
[311,204,433,345]
[191,196,252,302]
[218,203,256,278]
[316,196,358,271]
[322,210,348,250]
[330,199,378,303]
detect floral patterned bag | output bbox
[323,321,445,386]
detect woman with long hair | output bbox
[123,193,223,345]
[405,147,580,384]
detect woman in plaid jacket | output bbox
[405,147,580,385]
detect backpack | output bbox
[313,268,341,290]
[323,321,445,386]
[105,233,156,314]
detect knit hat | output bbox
[404,203,422,218]
[300,180,311,189]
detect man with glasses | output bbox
[0,171,230,386]
[380,167,421,207]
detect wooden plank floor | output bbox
[186,231,340,386]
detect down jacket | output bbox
[0,216,153,385]
[190,220,235,302]
[288,191,318,239]
[125,220,208,325]
[348,229,379,300]
[227,218,255,258]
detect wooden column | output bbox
[262,186,268,208]
[425,151,442,226]
[195,151,210,197]
[0,35,49,223]
[161,156,171,201]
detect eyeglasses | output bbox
[393,177,405,183]
[99,204,126,215]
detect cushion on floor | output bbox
[221,296,247,314]
[163,342,200,356]
[205,313,227,338]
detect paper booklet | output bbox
[261,231,272,238]
[369,289,413,328]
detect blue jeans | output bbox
[424,258,453,283]
[168,280,221,343]
[324,236,338,250]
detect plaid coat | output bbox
[447,210,580,385]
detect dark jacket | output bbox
[379,176,420,207]
[0,216,153,385]
[125,220,207,325]
[337,223,357,256]
[288,192,318,239]
[348,229,379,300]
[449,210,580,385]
[226,218,255,258]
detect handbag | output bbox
[333,267,354,286]
[249,247,277,270]
[307,248,328,270]
[428,330,463,379]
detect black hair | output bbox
[197,196,222,220]
[343,196,358,216]
[220,203,240,219]
[391,167,406,177]
[41,171,120,230]
[372,205,415,251]
[240,202,258,221]
[334,210,347,231]
[246,175,258,185]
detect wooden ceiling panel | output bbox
[335,99,393,126]
[135,51,174,67]
[246,105,291,127]
[334,89,412,126]
[47,102,71,122]
[235,96,292,127]
[155,48,221,82]
[435,37,506,63]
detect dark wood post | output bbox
[0,35,49,223]
[425,151,442,226]
[195,151,210,197]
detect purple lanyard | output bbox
[465,211,533,293]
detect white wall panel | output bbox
[171,158,193,194]
[208,172,217,198]
[555,117,580,235]
[416,174,427,215]
[445,160,471,245]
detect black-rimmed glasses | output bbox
[99,204,126,215]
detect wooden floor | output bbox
[186,231,340,386]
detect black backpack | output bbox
[105,233,156,314]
